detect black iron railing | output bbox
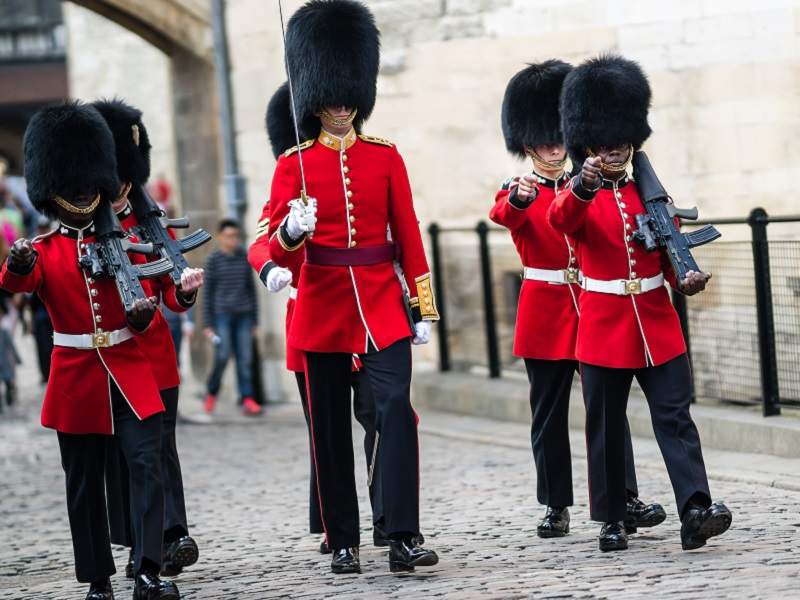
[428,208,800,416]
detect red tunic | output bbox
[490,173,579,360]
[0,224,164,434]
[118,204,187,390]
[247,201,305,372]
[266,129,438,354]
[547,176,685,369]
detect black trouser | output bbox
[304,339,418,549]
[581,353,711,523]
[295,369,383,535]
[524,359,639,508]
[57,384,164,583]
[107,387,188,549]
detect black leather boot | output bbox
[133,569,180,600]
[598,522,628,552]
[319,536,332,554]
[125,549,135,579]
[330,547,361,574]
[388,538,439,572]
[624,497,667,534]
[681,501,732,551]
[85,578,114,600]
[537,507,570,538]
[161,536,198,576]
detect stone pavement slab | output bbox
[3,396,800,599]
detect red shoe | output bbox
[204,393,216,413]
[242,397,262,416]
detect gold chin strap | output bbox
[118,182,132,203]
[318,108,358,128]
[526,147,568,172]
[589,144,633,174]
[54,194,100,215]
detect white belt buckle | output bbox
[92,331,111,348]
[624,278,642,295]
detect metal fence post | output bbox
[748,207,781,416]
[428,223,450,372]
[476,221,501,378]
[672,290,695,403]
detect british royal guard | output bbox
[93,99,203,579]
[548,55,733,552]
[0,102,181,599]
[491,60,665,539]
[263,0,439,574]
[249,80,395,556]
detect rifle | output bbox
[631,151,721,281]
[128,183,212,286]
[79,201,175,313]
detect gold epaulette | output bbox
[284,139,314,157]
[358,134,393,148]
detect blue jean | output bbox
[206,313,255,400]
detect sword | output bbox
[277,0,309,205]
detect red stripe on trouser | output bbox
[302,352,330,544]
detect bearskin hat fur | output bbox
[501,60,572,158]
[560,54,652,166]
[23,101,120,218]
[92,98,152,186]
[285,0,380,138]
[265,81,308,159]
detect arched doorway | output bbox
[67,0,222,237]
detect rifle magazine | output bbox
[136,258,175,279]
[684,225,722,248]
[177,229,213,253]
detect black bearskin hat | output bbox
[501,60,572,159]
[265,81,308,159]
[92,98,152,186]
[560,54,652,166]
[285,0,380,138]
[23,101,120,217]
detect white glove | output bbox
[266,267,293,293]
[285,197,317,239]
[412,321,432,345]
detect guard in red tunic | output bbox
[549,55,732,552]
[263,0,439,574]
[0,102,181,600]
[93,99,203,580]
[491,60,665,539]
[248,79,408,557]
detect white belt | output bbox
[289,286,298,299]
[523,266,582,285]
[53,327,134,350]
[582,273,665,296]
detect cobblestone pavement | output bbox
[2,344,800,599]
